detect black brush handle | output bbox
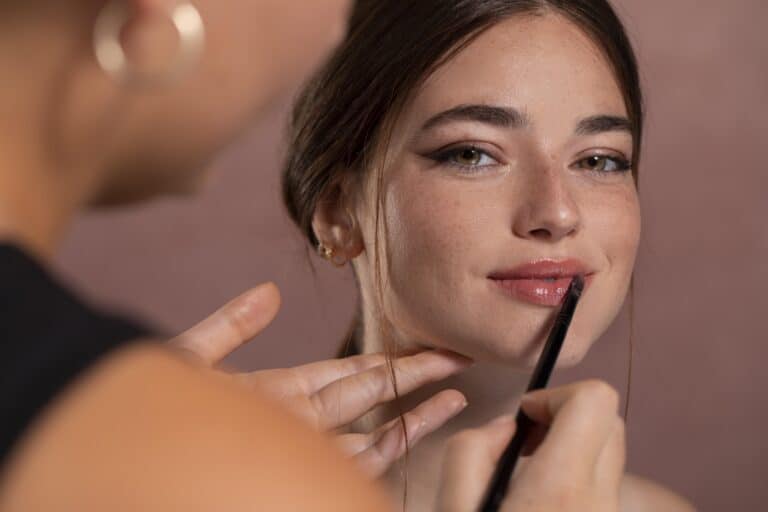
[479,275,585,512]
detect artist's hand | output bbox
[170,282,471,478]
[437,380,624,512]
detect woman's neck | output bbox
[358,320,533,510]
[390,364,531,510]
[357,307,533,423]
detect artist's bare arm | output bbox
[0,344,393,512]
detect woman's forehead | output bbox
[405,14,627,130]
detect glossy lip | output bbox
[488,259,595,307]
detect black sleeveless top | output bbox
[0,244,150,466]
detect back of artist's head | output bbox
[0,0,350,207]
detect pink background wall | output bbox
[55,1,767,509]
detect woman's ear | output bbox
[311,185,364,265]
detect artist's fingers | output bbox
[287,353,388,392]
[519,379,622,483]
[170,283,281,365]
[248,351,443,401]
[241,353,388,401]
[436,416,518,512]
[310,350,473,430]
[338,390,467,478]
[335,391,462,457]
[433,383,624,512]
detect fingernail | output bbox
[491,414,516,425]
[242,284,269,308]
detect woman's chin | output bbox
[454,338,592,369]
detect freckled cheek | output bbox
[389,198,455,267]
[385,183,478,281]
[589,188,641,274]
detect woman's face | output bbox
[357,14,640,367]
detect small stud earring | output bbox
[317,243,347,268]
[318,243,334,260]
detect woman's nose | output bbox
[511,166,581,242]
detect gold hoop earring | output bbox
[318,243,347,268]
[93,0,205,88]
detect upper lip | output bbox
[488,259,595,280]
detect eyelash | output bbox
[427,145,501,173]
[571,154,632,174]
[428,145,632,175]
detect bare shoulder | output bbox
[620,472,697,512]
[0,343,392,512]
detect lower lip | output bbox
[490,275,592,306]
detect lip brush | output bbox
[480,274,586,512]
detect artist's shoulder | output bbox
[620,473,697,512]
[0,344,391,512]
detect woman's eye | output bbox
[454,148,485,166]
[431,146,499,170]
[574,155,631,173]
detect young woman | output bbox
[283,1,696,510]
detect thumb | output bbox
[170,282,281,365]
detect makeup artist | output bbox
[0,1,474,510]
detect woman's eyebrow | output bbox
[420,104,530,131]
[575,115,632,135]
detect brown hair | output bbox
[282,0,642,505]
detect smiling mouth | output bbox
[487,260,594,307]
